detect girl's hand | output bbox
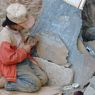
[23,44,32,53]
[25,36,39,47]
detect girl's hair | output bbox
[2,16,17,27]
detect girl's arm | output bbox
[0,42,27,65]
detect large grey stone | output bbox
[83,76,95,95]
[31,0,95,87]
[37,32,68,65]
[82,27,95,41]
[82,0,95,41]
[35,57,74,86]
[89,76,95,88]
[84,86,95,95]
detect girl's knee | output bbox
[22,78,42,92]
[5,79,42,92]
[40,72,48,86]
[31,79,42,92]
[17,79,41,92]
[20,79,42,92]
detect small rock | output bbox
[72,83,80,89]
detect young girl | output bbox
[0,3,48,92]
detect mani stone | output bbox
[34,57,74,86]
[36,32,68,65]
[31,0,95,87]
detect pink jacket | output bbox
[0,26,29,82]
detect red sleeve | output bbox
[0,42,27,65]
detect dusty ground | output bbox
[0,87,60,95]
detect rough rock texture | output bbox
[82,0,95,41]
[82,27,95,42]
[84,86,95,95]
[37,32,68,65]
[31,0,95,87]
[84,76,95,95]
[90,76,95,86]
[82,0,95,29]
[35,57,74,86]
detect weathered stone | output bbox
[82,27,95,42]
[37,32,68,65]
[89,76,95,88]
[34,57,74,86]
[83,76,95,95]
[77,38,88,54]
[31,0,95,87]
[84,86,95,95]
[82,0,95,42]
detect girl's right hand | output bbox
[23,44,32,53]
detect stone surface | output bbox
[37,32,68,65]
[34,57,74,86]
[84,86,95,95]
[77,38,87,54]
[89,76,95,88]
[82,0,95,30]
[31,0,95,87]
[83,76,95,95]
[82,27,95,42]
[82,0,95,41]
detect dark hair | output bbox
[2,16,17,27]
[74,91,83,95]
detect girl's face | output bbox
[9,24,24,31]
